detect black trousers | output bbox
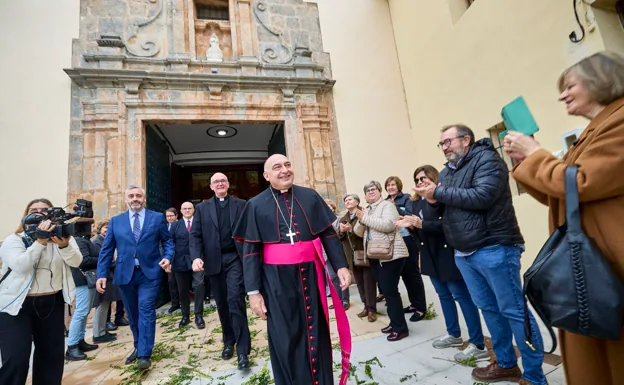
[402,235,427,313]
[168,272,180,306]
[0,292,65,385]
[353,265,377,312]
[209,252,251,356]
[107,299,125,323]
[174,270,205,317]
[371,258,408,333]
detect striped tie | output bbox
[133,213,141,242]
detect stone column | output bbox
[237,0,259,75]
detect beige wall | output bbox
[0,1,80,238]
[315,0,418,200]
[387,0,615,264]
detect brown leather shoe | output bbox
[471,362,522,383]
[376,294,385,303]
[387,331,409,341]
[356,310,367,318]
[367,312,377,322]
[518,379,536,385]
[381,325,393,334]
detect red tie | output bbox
[186,220,191,232]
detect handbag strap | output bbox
[565,165,581,235]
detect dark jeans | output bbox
[209,252,251,355]
[371,258,408,334]
[0,292,65,385]
[456,245,546,385]
[402,236,427,313]
[353,265,377,312]
[174,270,205,317]
[168,272,180,306]
[429,276,484,347]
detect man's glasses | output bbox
[181,208,193,211]
[437,136,466,149]
[211,179,228,185]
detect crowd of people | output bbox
[0,50,622,385]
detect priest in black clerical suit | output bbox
[189,172,251,370]
[233,154,352,385]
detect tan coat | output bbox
[512,97,624,385]
[353,198,408,263]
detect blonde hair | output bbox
[96,219,110,235]
[558,51,624,105]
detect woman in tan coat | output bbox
[354,181,409,342]
[504,51,624,385]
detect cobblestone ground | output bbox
[48,281,566,385]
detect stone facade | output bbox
[65,0,346,221]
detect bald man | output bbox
[233,155,352,385]
[189,173,251,370]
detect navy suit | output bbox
[97,209,173,358]
[171,218,205,318]
[190,196,250,355]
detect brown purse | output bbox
[347,232,369,267]
[366,236,394,260]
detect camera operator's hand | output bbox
[35,220,55,245]
[50,236,70,248]
[96,278,107,294]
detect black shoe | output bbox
[125,349,138,365]
[179,316,190,328]
[93,333,117,343]
[106,321,118,331]
[404,306,417,314]
[137,357,151,371]
[409,311,426,322]
[168,304,181,314]
[115,318,130,327]
[78,339,98,352]
[222,345,234,360]
[66,345,87,361]
[195,315,205,329]
[238,354,250,370]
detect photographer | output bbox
[0,198,83,385]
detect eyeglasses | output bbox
[437,136,466,149]
[211,179,228,185]
[414,176,428,184]
[181,208,193,211]
[365,187,378,194]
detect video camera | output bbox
[22,199,94,240]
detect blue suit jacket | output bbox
[97,209,174,285]
[170,219,192,273]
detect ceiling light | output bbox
[217,129,227,136]
[206,125,237,139]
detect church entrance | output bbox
[145,121,285,213]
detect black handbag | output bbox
[523,165,624,353]
[82,269,98,289]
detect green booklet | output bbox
[499,96,539,138]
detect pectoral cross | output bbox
[286,230,296,245]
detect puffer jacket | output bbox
[354,198,408,263]
[434,138,524,252]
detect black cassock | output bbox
[233,185,348,385]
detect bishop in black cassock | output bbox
[233,155,351,385]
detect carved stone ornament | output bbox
[96,35,125,48]
[253,1,294,64]
[206,33,224,63]
[123,0,163,58]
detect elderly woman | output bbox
[504,51,624,385]
[337,194,377,322]
[354,181,409,341]
[385,176,427,321]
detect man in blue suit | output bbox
[96,185,173,371]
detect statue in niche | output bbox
[206,33,224,62]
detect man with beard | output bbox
[189,173,251,369]
[414,125,546,385]
[96,185,174,371]
[233,154,352,385]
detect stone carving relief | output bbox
[206,33,224,62]
[253,1,294,64]
[124,0,163,57]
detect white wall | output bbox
[0,1,80,238]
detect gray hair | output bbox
[344,193,360,204]
[558,51,624,105]
[363,181,382,194]
[125,185,146,196]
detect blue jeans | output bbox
[67,285,96,346]
[429,276,484,347]
[455,245,546,385]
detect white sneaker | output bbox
[454,343,490,363]
[432,334,463,349]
